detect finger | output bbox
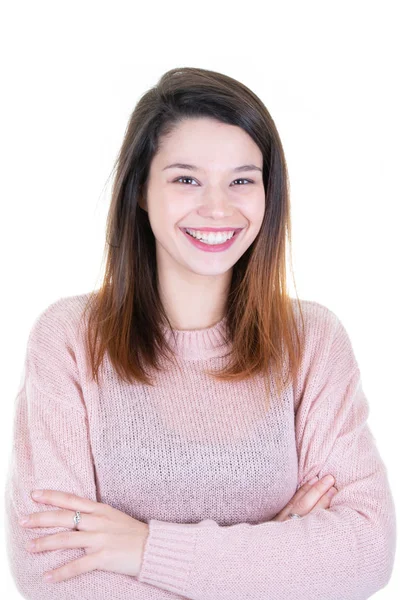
[295,477,321,500]
[43,552,99,583]
[27,531,96,553]
[272,480,316,521]
[297,476,335,509]
[31,490,98,513]
[21,509,103,532]
[276,477,335,521]
[296,482,337,514]
[307,487,338,514]
[281,477,321,509]
[325,487,338,501]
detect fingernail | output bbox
[327,487,337,497]
[309,476,319,485]
[32,490,43,499]
[322,475,335,485]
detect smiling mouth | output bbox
[180,227,244,234]
[185,229,237,238]
[180,227,243,250]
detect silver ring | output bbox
[288,513,302,519]
[73,510,82,530]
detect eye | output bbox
[173,176,254,186]
[174,176,198,185]
[232,178,254,185]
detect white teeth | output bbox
[185,228,235,244]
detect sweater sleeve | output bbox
[4,300,186,600]
[137,311,397,600]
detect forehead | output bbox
[154,117,262,167]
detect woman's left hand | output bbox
[20,489,150,583]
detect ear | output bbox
[138,190,148,212]
[138,196,147,211]
[138,183,148,212]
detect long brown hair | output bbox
[82,66,306,407]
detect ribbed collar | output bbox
[160,315,230,360]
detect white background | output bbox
[1,0,399,597]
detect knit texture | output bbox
[4,293,396,599]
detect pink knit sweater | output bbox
[5,293,396,599]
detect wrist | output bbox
[138,524,150,573]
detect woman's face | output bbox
[140,117,266,280]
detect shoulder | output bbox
[26,293,94,397]
[290,297,357,367]
[291,298,359,402]
[290,297,341,342]
[28,292,92,348]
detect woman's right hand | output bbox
[272,475,338,522]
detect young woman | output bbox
[5,66,396,599]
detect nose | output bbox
[197,190,234,219]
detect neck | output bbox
[157,261,232,331]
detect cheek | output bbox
[149,210,181,246]
[153,193,183,220]
[249,199,266,231]
[242,198,265,226]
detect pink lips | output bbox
[180,227,243,233]
[181,228,242,253]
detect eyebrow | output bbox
[162,162,263,173]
